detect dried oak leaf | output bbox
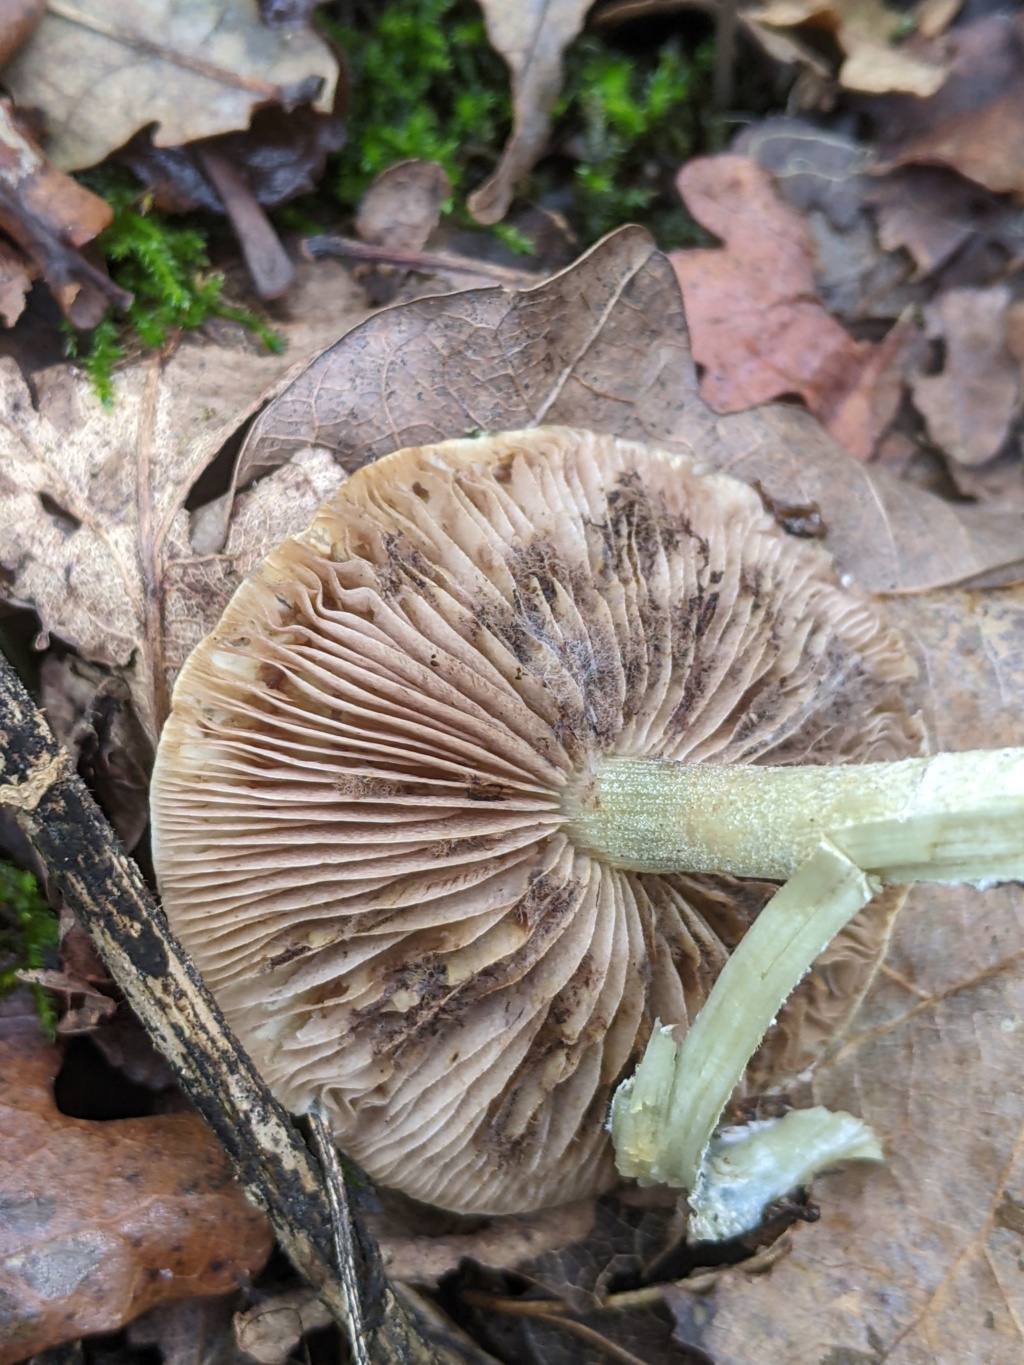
[670,154,910,461]
[2,0,338,172]
[911,284,1022,467]
[875,13,1024,202]
[672,584,1024,1365]
[0,995,272,1363]
[746,0,950,94]
[467,0,593,225]
[0,257,369,744]
[0,98,129,329]
[235,225,1024,594]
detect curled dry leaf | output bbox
[467,0,594,225]
[2,0,338,172]
[911,285,1022,467]
[0,98,130,329]
[0,995,272,1363]
[670,154,908,461]
[672,585,1024,1365]
[747,0,950,95]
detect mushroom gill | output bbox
[150,427,922,1215]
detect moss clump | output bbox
[0,860,58,1035]
[68,174,283,405]
[327,0,715,249]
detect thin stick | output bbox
[0,656,444,1365]
[306,1107,370,1365]
[302,234,544,286]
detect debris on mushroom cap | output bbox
[150,427,922,1216]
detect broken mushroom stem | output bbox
[603,746,1024,1239]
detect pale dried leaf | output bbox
[237,226,1024,595]
[467,0,593,225]
[3,0,338,172]
[671,585,1024,1364]
[748,0,950,94]
[0,259,368,742]
[0,997,272,1363]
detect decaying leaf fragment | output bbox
[0,995,272,1363]
[670,155,908,461]
[467,0,594,224]
[0,98,129,328]
[0,259,369,744]
[3,0,339,172]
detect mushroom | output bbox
[150,427,1023,1222]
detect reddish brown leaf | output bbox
[0,995,272,1362]
[670,154,906,460]
[0,0,45,67]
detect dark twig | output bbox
[0,654,445,1365]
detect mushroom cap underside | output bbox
[151,427,921,1215]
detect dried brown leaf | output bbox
[237,225,1024,594]
[733,119,924,324]
[874,13,1024,200]
[747,0,950,94]
[866,166,1024,279]
[911,285,1022,467]
[0,995,272,1362]
[356,160,452,254]
[467,0,593,225]
[3,0,338,172]
[670,154,909,460]
[0,259,369,743]
[669,584,1024,1364]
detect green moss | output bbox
[0,860,58,1036]
[555,35,716,247]
[323,0,510,204]
[67,172,283,405]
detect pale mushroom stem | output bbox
[565,748,1024,886]
[583,747,1024,1240]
